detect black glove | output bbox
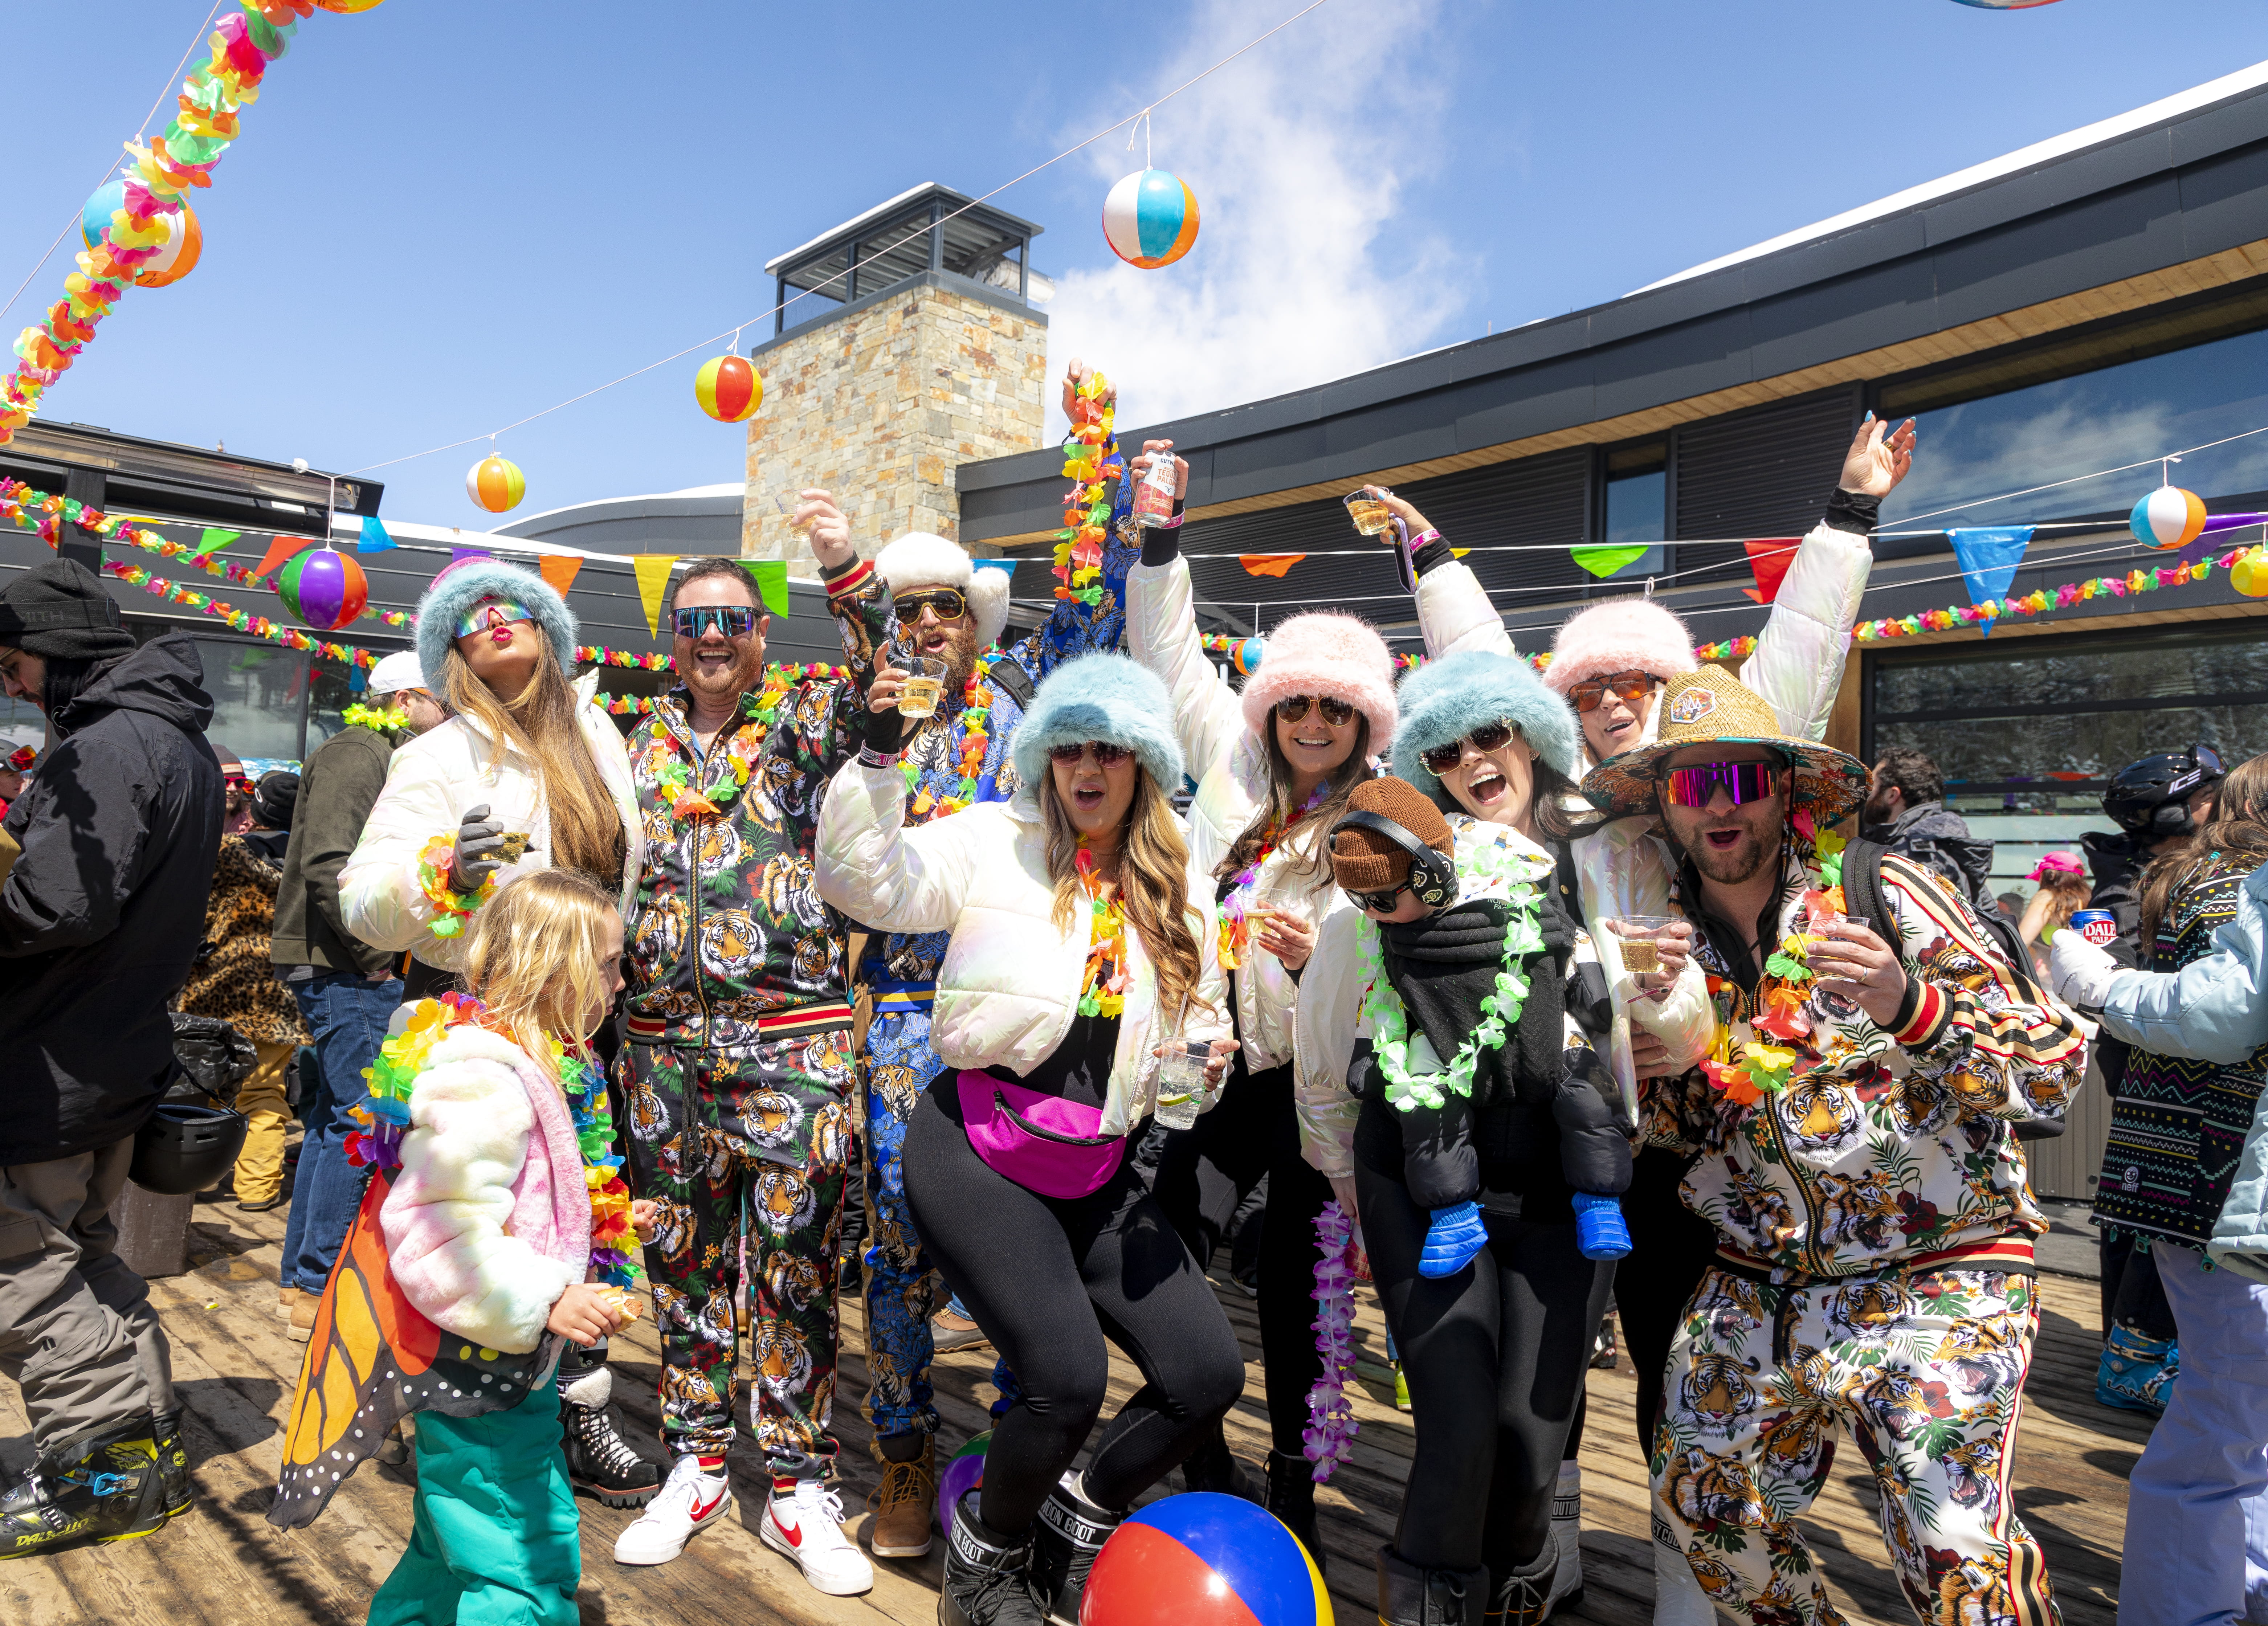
[865,697,906,757]
[452,802,506,888]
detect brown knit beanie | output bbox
[1329,776,1454,892]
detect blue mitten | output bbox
[1573,1191,1632,1261]
[1419,1201,1488,1278]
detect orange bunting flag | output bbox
[632,555,679,637]
[1239,554,1304,578]
[537,554,584,598]
[253,533,316,580]
[1741,538,1801,605]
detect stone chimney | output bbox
[742,184,1050,571]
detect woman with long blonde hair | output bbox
[819,652,1242,1626]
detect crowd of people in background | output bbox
[0,360,2263,1626]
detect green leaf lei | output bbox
[1357,838,1552,1111]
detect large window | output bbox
[194,637,314,768]
[1595,442,1666,581]
[1865,623,2268,894]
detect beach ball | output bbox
[1103,169,1200,270]
[466,454,526,514]
[695,354,763,423]
[276,546,369,631]
[1229,637,1263,677]
[936,1430,990,1538]
[81,183,203,288]
[1081,1492,1330,1626]
[2233,550,2268,598]
[2130,486,2207,550]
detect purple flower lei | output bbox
[1303,1198,1361,1481]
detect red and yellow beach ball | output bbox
[466,454,526,514]
[696,355,764,424]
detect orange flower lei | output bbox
[1075,841,1129,1019]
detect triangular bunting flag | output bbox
[750,560,790,618]
[357,515,395,552]
[1949,527,2035,637]
[1239,554,1304,578]
[633,555,680,637]
[193,527,241,560]
[1571,544,1649,580]
[1740,538,1802,605]
[253,534,316,579]
[449,544,493,571]
[537,555,583,597]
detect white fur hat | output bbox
[874,532,1011,651]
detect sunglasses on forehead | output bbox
[1568,673,1659,713]
[672,604,760,640]
[1276,694,1355,727]
[455,600,534,640]
[1663,759,1784,809]
[893,587,967,623]
[1045,741,1131,766]
[1419,721,1514,776]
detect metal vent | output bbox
[1672,387,1860,586]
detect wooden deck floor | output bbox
[1,1195,2143,1626]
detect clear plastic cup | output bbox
[1609,915,1674,976]
[895,648,947,719]
[1153,1040,1211,1130]
[1343,490,1394,536]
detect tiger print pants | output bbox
[1652,1263,2060,1626]
[617,1031,857,1476]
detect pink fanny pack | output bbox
[956,1070,1125,1200]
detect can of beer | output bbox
[2069,908,2119,948]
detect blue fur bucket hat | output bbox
[1393,648,1582,812]
[415,558,579,692]
[1011,653,1186,793]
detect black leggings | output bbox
[1614,1145,1720,1456]
[1358,1152,1615,1577]
[1149,1058,1331,1457]
[903,1094,1246,1535]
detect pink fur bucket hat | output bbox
[1239,611,1397,747]
[1543,596,1698,697]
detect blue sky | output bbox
[6,0,2267,527]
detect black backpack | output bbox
[1837,837,2064,1141]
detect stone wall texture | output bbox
[741,283,1047,572]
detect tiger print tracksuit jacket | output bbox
[1643,846,2087,1626]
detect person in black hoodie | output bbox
[0,559,222,1557]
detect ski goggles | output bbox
[893,587,968,623]
[1662,760,1784,809]
[1046,741,1132,767]
[1275,694,1356,728]
[1566,673,1659,713]
[456,599,534,639]
[672,604,760,640]
[1419,720,1514,776]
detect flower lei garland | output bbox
[1302,1199,1361,1482]
[341,700,409,738]
[1357,840,1551,1111]
[417,834,495,939]
[554,1041,642,1290]
[1698,814,1850,1106]
[1218,785,1325,972]
[1053,370,1120,605]
[902,662,996,819]
[1074,840,1130,1018]
[644,681,788,823]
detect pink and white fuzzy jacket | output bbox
[378,1022,590,1354]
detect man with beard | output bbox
[1583,666,2085,1626]
[1860,747,1995,918]
[854,357,1141,1561]
[609,496,892,1598]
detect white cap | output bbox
[367,650,427,697]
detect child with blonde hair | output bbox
[271,868,644,1625]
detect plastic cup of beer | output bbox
[896,649,947,719]
[1343,488,1395,536]
[1610,915,1675,975]
[1153,1040,1212,1131]
[496,832,532,865]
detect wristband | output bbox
[859,745,901,770]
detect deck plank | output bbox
[0,1194,2133,1626]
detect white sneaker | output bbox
[1653,1523,1719,1626]
[612,1454,732,1566]
[760,1476,875,1597]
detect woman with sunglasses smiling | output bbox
[1122,438,1398,1552]
[817,653,1241,1626]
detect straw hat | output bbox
[1579,665,1867,824]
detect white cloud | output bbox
[1040,0,1470,441]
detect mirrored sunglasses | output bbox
[1663,760,1783,809]
[1568,674,1659,713]
[673,604,760,641]
[1046,741,1132,766]
[455,600,535,640]
[1276,694,1355,727]
[894,588,968,622]
[1419,720,1514,776]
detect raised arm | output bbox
[799,489,892,773]
[1355,487,1516,661]
[1123,461,1249,785]
[1742,416,1912,741]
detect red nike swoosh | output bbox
[774,1513,802,1548]
[693,1487,727,1521]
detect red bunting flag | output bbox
[252,534,316,580]
[1239,554,1304,578]
[1741,538,1801,605]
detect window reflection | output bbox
[193,638,306,764]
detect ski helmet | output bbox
[2102,744,2225,839]
[129,1102,249,1196]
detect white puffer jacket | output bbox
[341,671,642,972]
[815,759,1232,1139]
[1126,555,1348,1077]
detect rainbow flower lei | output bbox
[554,1041,642,1289]
[417,834,495,939]
[902,662,998,820]
[1699,815,1850,1104]
[646,681,784,823]
[1053,371,1119,605]
[1218,785,1325,972]
[1302,1199,1361,1482]
[1074,840,1130,1019]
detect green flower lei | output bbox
[342,701,409,739]
[1357,838,1551,1112]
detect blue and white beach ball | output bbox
[1103,169,1200,270]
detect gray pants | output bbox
[0,1139,174,1456]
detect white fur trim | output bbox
[561,1365,612,1408]
[968,567,1010,651]
[875,532,972,594]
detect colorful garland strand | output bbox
[1848,548,2254,642]
[1053,370,1119,605]
[1303,1200,1361,1483]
